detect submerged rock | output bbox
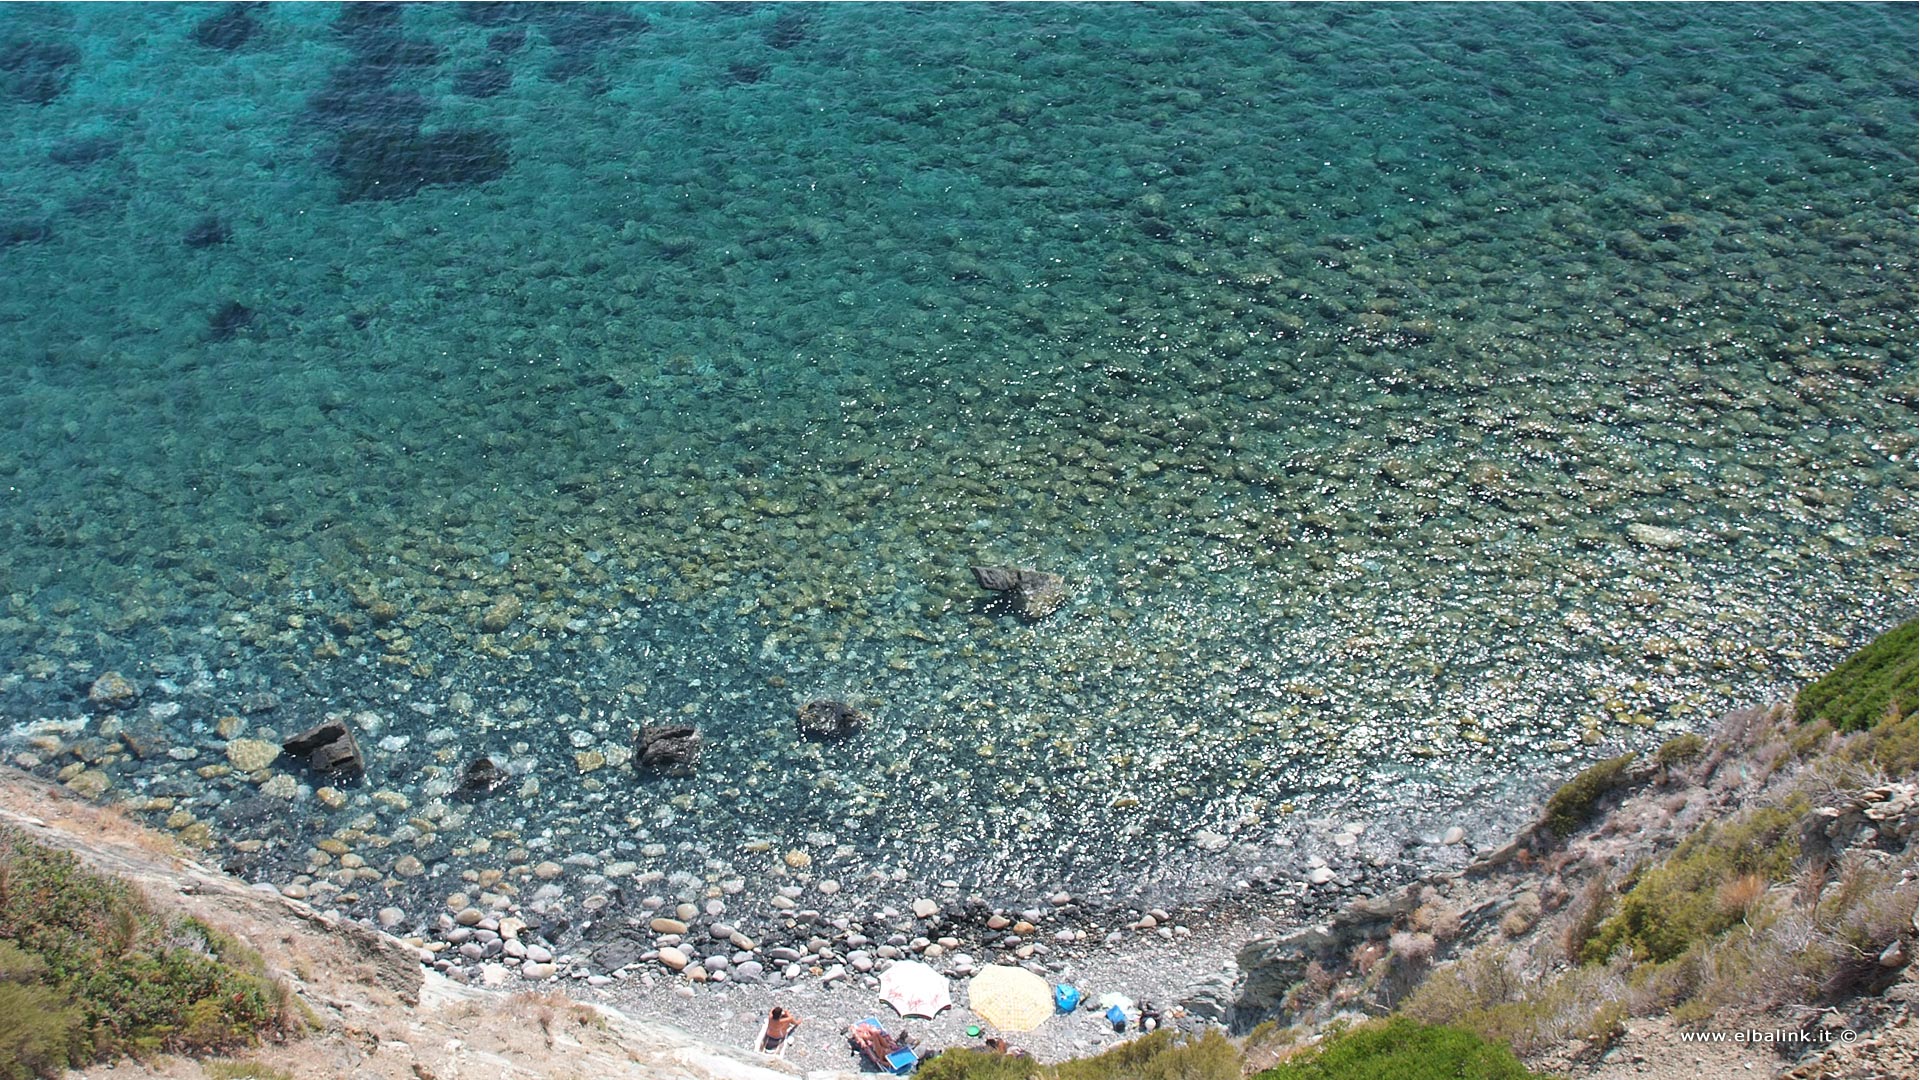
[479,594,522,633]
[225,737,281,773]
[970,565,1067,619]
[325,127,511,203]
[1626,522,1689,550]
[86,671,139,710]
[282,718,365,776]
[797,699,865,740]
[635,725,701,777]
[190,3,260,51]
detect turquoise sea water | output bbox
[0,3,1913,915]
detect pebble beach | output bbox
[0,4,1913,1061]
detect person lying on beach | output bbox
[848,1019,907,1069]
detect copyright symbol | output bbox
[1841,1029,1858,1044]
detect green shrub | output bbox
[1055,1029,1241,1080]
[1654,734,1705,770]
[1400,945,1626,1059]
[0,981,90,1080]
[1836,703,1918,777]
[915,1048,1038,1080]
[1542,754,1636,839]
[1253,1016,1548,1080]
[1579,804,1801,966]
[1241,1019,1306,1074]
[0,827,296,1075]
[1648,849,1919,1026]
[917,1030,1241,1080]
[1796,619,1918,733]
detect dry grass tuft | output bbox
[505,988,604,1046]
[1716,873,1768,920]
[1413,900,1464,942]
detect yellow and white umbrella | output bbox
[966,965,1053,1032]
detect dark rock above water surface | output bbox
[282,718,365,775]
[971,565,1067,620]
[459,755,507,796]
[635,725,700,777]
[797,699,865,740]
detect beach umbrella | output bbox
[967,965,1053,1032]
[879,961,952,1019]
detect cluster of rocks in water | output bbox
[394,566,1060,810]
[27,667,1471,1005]
[608,567,1060,777]
[19,646,1491,1005]
[0,638,1528,1022]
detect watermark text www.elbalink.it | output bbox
[1678,1027,1857,1045]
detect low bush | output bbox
[1056,1028,1241,1080]
[1241,1019,1305,1075]
[1654,734,1705,771]
[1253,1016,1549,1080]
[918,1029,1241,1080]
[1542,754,1636,839]
[1644,849,1916,1026]
[1558,876,1613,963]
[1578,803,1802,966]
[0,827,298,1077]
[0,979,89,1080]
[1795,619,1917,734]
[1833,703,1918,778]
[1401,945,1626,1059]
[915,1048,1037,1080]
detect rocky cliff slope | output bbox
[1217,690,1917,1080]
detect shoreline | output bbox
[368,804,1503,1069]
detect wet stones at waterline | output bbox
[282,718,365,776]
[635,725,700,777]
[971,565,1067,620]
[797,699,866,741]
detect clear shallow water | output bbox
[0,4,1913,915]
